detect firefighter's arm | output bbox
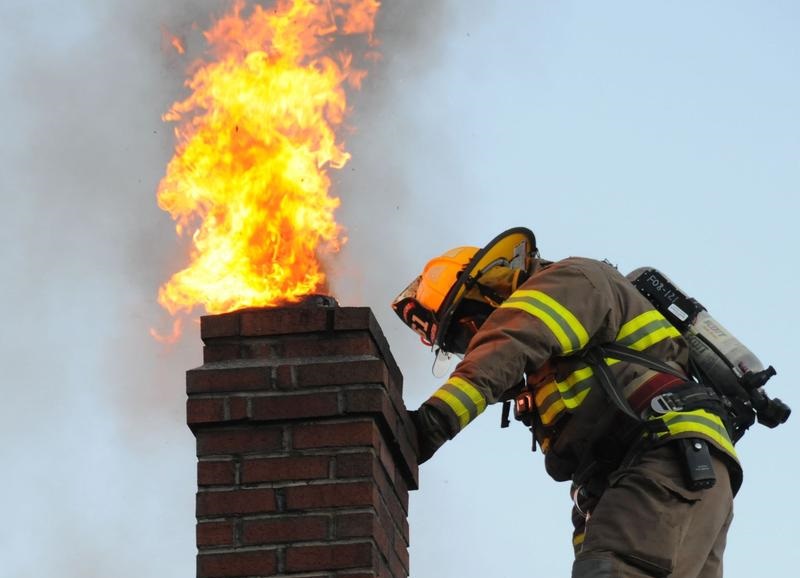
[413,261,615,462]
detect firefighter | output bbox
[392,227,740,578]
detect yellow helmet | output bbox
[392,227,537,353]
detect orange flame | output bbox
[171,35,186,55]
[156,0,380,324]
[161,26,187,55]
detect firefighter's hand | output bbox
[407,407,452,464]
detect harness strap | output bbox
[596,342,688,380]
[580,347,645,424]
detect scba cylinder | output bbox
[627,267,765,391]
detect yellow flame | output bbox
[156,0,379,323]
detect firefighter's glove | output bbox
[407,405,452,464]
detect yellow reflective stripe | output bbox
[430,376,486,430]
[501,290,589,353]
[628,325,681,351]
[573,532,585,547]
[533,381,566,426]
[616,310,681,352]
[534,380,559,406]
[556,366,594,399]
[536,357,618,420]
[617,310,664,341]
[656,409,738,459]
[448,376,488,414]
[431,389,471,430]
[539,396,567,425]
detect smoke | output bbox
[330,0,452,320]
[0,1,456,576]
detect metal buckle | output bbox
[650,392,684,414]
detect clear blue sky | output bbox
[1,1,797,576]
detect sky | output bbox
[1,1,798,577]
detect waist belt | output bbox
[647,382,725,417]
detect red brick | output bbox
[388,547,406,578]
[285,542,374,572]
[378,439,398,486]
[187,398,225,425]
[250,392,339,421]
[241,515,328,545]
[334,511,374,538]
[196,488,276,517]
[394,531,410,573]
[240,307,329,336]
[344,390,419,492]
[292,359,389,389]
[190,306,418,578]
[228,397,249,420]
[292,420,378,450]
[335,452,374,478]
[333,307,374,331]
[196,521,235,548]
[187,365,271,394]
[200,312,241,339]
[376,496,409,546]
[242,455,330,483]
[277,332,378,358]
[198,460,236,486]
[203,342,242,363]
[285,482,376,510]
[276,364,294,388]
[196,426,282,456]
[344,388,391,415]
[198,550,277,578]
[375,463,409,519]
[336,308,404,390]
[335,512,390,560]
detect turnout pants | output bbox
[572,443,734,578]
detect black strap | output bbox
[595,342,688,381]
[581,347,643,423]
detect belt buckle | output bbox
[650,392,683,414]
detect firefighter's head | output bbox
[391,227,537,356]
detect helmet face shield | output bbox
[391,276,438,345]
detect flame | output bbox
[161,26,186,55]
[149,318,184,345]
[171,35,186,55]
[156,0,380,325]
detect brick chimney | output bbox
[187,301,418,578]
